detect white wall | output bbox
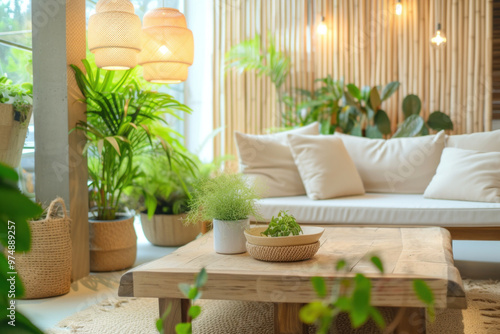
[183,0,214,162]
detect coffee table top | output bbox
[119,226,466,309]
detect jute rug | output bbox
[47,279,500,334]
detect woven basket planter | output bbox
[14,198,72,299]
[140,213,201,247]
[246,241,320,262]
[89,215,137,272]
[0,103,33,168]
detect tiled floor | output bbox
[17,220,500,332]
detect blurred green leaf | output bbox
[311,277,327,298]
[369,87,381,111]
[188,305,201,319]
[374,110,391,135]
[366,125,383,139]
[195,268,208,289]
[350,274,371,328]
[347,84,361,100]
[369,306,385,328]
[175,322,191,334]
[178,283,191,297]
[413,280,434,305]
[336,259,347,271]
[393,115,425,138]
[427,111,453,131]
[299,301,327,324]
[402,94,422,119]
[370,256,384,273]
[381,81,400,101]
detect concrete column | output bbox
[32,0,89,280]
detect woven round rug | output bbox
[46,279,500,334]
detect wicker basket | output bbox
[89,215,137,272]
[15,198,72,299]
[246,241,320,262]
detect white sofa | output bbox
[236,124,500,241]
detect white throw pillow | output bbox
[335,131,446,193]
[287,134,365,200]
[424,148,500,203]
[446,129,500,152]
[234,123,319,197]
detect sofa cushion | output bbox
[446,129,500,152]
[234,123,319,198]
[255,193,500,227]
[335,131,445,194]
[424,148,500,203]
[287,134,365,200]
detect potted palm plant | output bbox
[71,60,191,271]
[0,76,33,167]
[185,173,261,254]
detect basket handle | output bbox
[46,197,69,219]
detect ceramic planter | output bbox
[89,215,137,272]
[140,213,201,247]
[213,218,250,254]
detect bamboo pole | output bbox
[485,0,493,130]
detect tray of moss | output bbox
[244,211,324,247]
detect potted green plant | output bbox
[128,148,200,247]
[71,60,191,271]
[0,75,33,167]
[185,173,261,254]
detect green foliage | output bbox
[225,33,291,118]
[72,60,192,220]
[299,256,435,333]
[413,279,436,320]
[156,268,208,334]
[394,94,453,137]
[341,81,399,138]
[0,163,43,333]
[185,173,261,223]
[300,257,386,334]
[283,76,344,133]
[0,75,33,126]
[261,210,302,237]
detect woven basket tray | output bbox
[246,241,320,262]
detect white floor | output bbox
[17,220,500,332]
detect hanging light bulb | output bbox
[395,0,403,15]
[139,8,194,84]
[317,16,327,35]
[431,23,447,47]
[88,0,142,70]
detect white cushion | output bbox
[424,148,500,203]
[287,134,365,200]
[335,131,445,194]
[255,193,500,227]
[234,123,319,198]
[446,129,500,152]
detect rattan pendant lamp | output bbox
[139,8,194,83]
[88,0,142,70]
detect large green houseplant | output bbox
[185,173,260,254]
[71,60,191,271]
[0,75,33,168]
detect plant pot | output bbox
[140,213,201,247]
[89,215,137,272]
[213,218,250,254]
[0,103,33,168]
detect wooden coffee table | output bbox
[119,227,466,333]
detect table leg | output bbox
[159,298,190,334]
[394,307,426,334]
[274,303,308,334]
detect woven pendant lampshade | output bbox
[139,8,194,83]
[88,0,142,70]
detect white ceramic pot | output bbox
[213,218,250,254]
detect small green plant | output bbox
[393,94,453,137]
[261,210,302,237]
[157,268,208,334]
[185,173,261,224]
[0,75,33,126]
[299,256,435,333]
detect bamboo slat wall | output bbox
[493,0,500,119]
[213,0,493,159]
